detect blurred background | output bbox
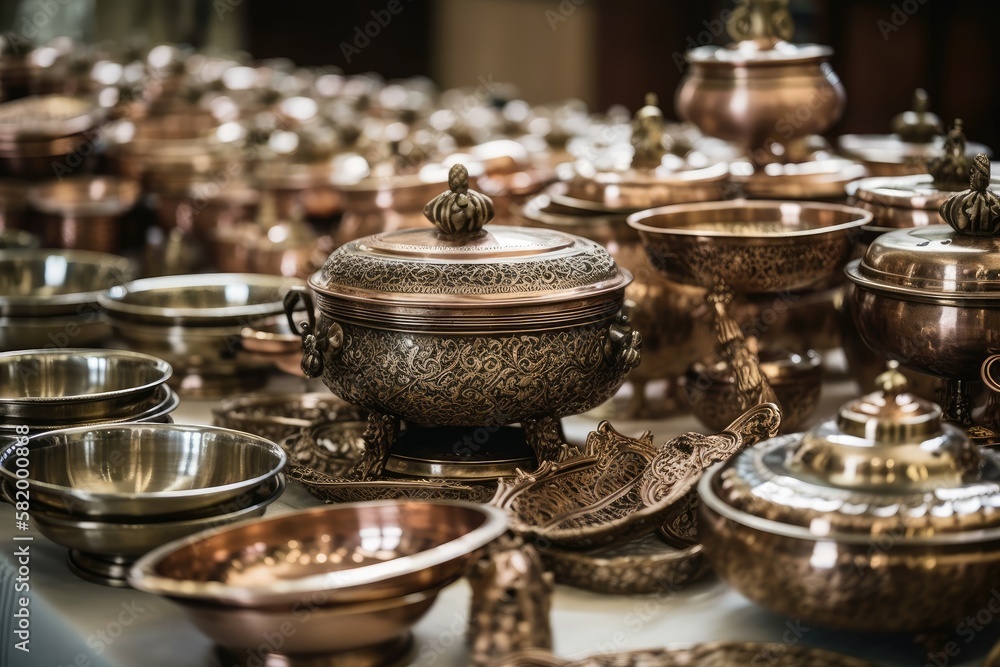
[1,0,995,146]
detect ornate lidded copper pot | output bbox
[698,366,1000,632]
[287,164,640,473]
[839,91,991,177]
[675,0,864,199]
[847,153,1000,429]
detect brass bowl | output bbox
[26,176,140,253]
[627,200,871,294]
[128,499,508,607]
[683,349,823,433]
[1,423,285,517]
[0,348,172,422]
[0,249,133,317]
[540,533,707,595]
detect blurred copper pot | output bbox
[27,176,139,252]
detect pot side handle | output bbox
[283,286,342,379]
[604,307,642,372]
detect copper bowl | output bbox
[27,176,140,253]
[627,200,871,294]
[128,499,508,606]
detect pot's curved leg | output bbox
[348,412,399,480]
[523,415,569,465]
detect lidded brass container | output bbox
[290,164,639,428]
[847,153,1000,426]
[699,367,1000,632]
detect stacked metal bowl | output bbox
[99,273,303,395]
[0,95,105,179]
[0,249,133,351]
[0,349,178,434]
[129,500,506,664]
[0,423,286,586]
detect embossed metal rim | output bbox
[308,268,632,308]
[846,259,1000,305]
[626,200,872,239]
[127,499,508,606]
[698,461,1000,546]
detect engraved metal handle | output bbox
[604,308,642,372]
[283,286,342,379]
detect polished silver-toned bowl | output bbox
[0,249,133,317]
[99,273,303,393]
[0,349,172,422]
[0,385,180,433]
[129,499,508,607]
[99,273,301,326]
[0,423,286,517]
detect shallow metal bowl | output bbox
[627,200,871,294]
[177,588,438,660]
[99,273,303,326]
[0,348,172,421]
[29,475,284,558]
[0,423,286,518]
[0,384,179,431]
[0,249,133,317]
[129,499,507,607]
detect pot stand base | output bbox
[352,413,568,481]
[216,633,412,667]
[386,425,537,481]
[67,551,134,588]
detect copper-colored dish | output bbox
[27,176,140,252]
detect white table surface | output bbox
[3,373,999,667]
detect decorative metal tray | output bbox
[492,405,780,550]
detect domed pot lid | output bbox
[551,94,731,213]
[700,366,1000,543]
[847,120,999,214]
[310,164,630,307]
[847,153,1000,303]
